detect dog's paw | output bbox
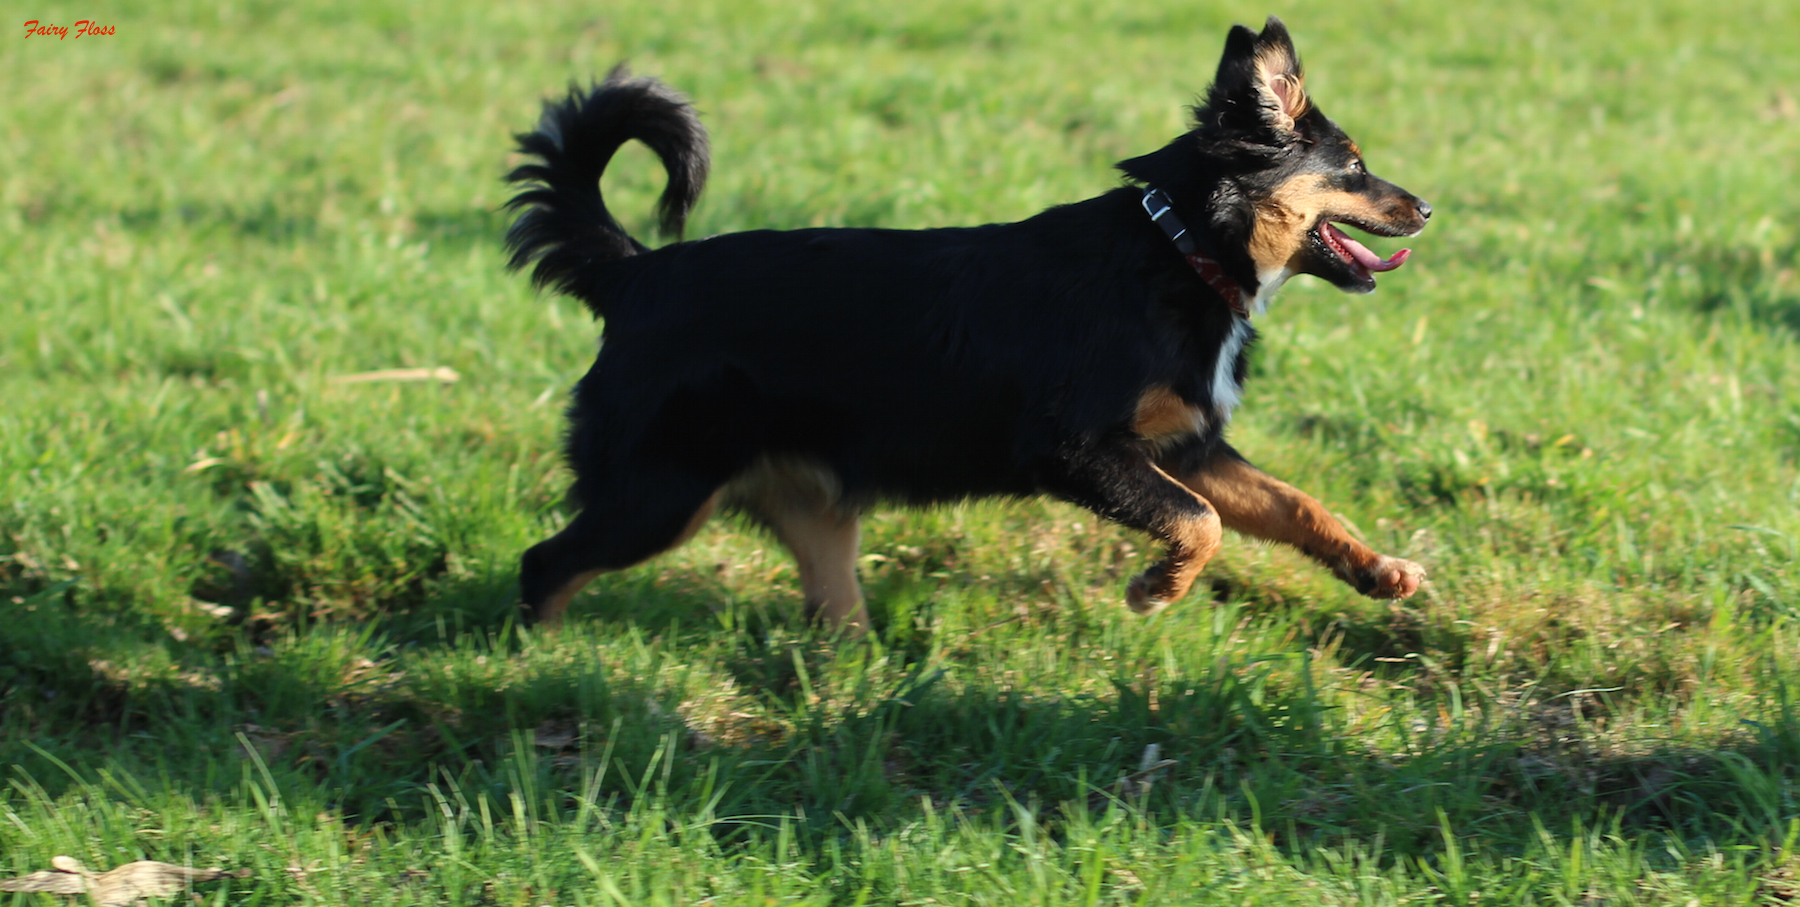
[1125,573,1172,615]
[1361,556,1425,599]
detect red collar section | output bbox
[1140,187,1249,317]
[1182,253,1249,317]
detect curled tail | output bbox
[504,66,709,304]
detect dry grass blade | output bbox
[328,366,461,384]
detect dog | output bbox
[504,17,1431,634]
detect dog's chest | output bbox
[1206,317,1254,417]
[1132,317,1254,447]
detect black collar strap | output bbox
[1140,187,1249,317]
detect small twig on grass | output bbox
[1114,743,1177,802]
[966,613,1021,636]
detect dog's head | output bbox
[1209,17,1431,293]
[1124,17,1431,295]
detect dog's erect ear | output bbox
[1207,16,1309,137]
[1252,18,1308,130]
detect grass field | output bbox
[5,0,1800,902]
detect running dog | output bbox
[505,16,1431,633]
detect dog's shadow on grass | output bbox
[10,565,1798,858]
[387,569,1794,853]
[7,573,1797,864]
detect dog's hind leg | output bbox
[520,479,723,627]
[724,457,871,636]
[1044,442,1223,615]
[1168,443,1425,600]
[764,505,870,637]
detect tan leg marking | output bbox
[1125,464,1224,615]
[533,491,721,629]
[534,568,602,628]
[672,490,722,549]
[1172,457,1423,599]
[764,506,870,637]
[722,456,871,637]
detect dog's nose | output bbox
[1417,200,1432,221]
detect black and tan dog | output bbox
[506,17,1431,633]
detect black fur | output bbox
[505,19,1431,626]
[506,65,709,294]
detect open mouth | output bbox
[1318,220,1410,279]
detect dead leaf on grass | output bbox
[0,855,250,906]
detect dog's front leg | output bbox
[1045,443,1223,615]
[1167,444,1424,599]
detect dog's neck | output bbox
[1250,266,1293,316]
[1139,187,1252,317]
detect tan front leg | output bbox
[1172,452,1423,599]
[764,506,871,637]
[1124,464,1225,614]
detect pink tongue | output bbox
[1327,223,1410,272]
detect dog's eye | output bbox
[1347,159,1365,174]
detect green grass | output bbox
[5,0,1800,902]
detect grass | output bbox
[4,0,1800,902]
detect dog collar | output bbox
[1140,187,1249,316]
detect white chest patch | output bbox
[1210,317,1254,418]
[1251,266,1294,317]
[1209,266,1291,420]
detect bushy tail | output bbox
[504,65,709,303]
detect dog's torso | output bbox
[569,189,1245,506]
